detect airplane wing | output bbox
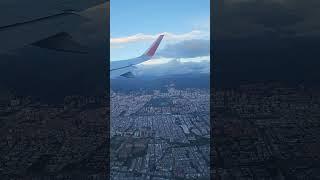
[0,0,107,54]
[110,34,164,78]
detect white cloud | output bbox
[110,30,209,45]
[139,56,210,66]
[179,56,210,63]
[140,57,173,65]
[135,57,210,77]
[74,2,109,44]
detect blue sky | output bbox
[110,0,210,61]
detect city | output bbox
[212,83,320,179]
[110,86,210,179]
[0,94,108,179]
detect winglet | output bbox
[143,34,164,57]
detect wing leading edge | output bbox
[0,0,108,54]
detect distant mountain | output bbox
[111,73,209,92]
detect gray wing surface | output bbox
[0,0,107,53]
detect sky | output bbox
[212,0,320,87]
[110,0,210,71]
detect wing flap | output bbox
[32,32,88,53]
[120,72,135,78]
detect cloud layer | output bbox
[74,2,109,44]
[110,30,209,45]
[157,39,209,58]
[214,0,320,39]
[134,37,210,77]
[135,58,210,77]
